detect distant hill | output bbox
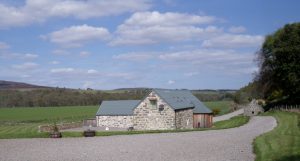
[191,89,237,94]
[0,81,236,107]
[113,88,237,93]
[0,80,52,90]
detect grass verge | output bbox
[253,111,300,161]
[1,115,249,139]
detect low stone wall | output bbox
[39,122,82,132]
[175,108,193,129]
[97,116,133,128]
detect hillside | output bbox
[0,80,51,90]
[0,80,236,107]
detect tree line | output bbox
[234,22,300,107]
[0,88,234,108]
[0,89,148,108]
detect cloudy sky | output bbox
[0,0,299,90]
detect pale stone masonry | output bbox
[96,89,213,130]
[244,99,264,116]
[96,116,133,128]
[133,91,176,130]
[175,108,193,129]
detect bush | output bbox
[212,108,220,116]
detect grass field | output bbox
[0,106,98,139]
[204,101,233,115]
[0,101,233,139]
[0,106,98,123]
[254,111,300,161]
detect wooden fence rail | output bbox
[39,122,82,132]
[271,105,300,113]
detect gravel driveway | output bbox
[0,116,276,161]
[213,108,244,122]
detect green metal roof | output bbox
[153,89,212,113]
[96,100,140,116]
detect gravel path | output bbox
[0,116,276,161]
[213,108,244,122]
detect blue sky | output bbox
[0,0,299,90]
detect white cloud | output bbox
[83,81,94,89]
[24,53,38,59]
[184,72,199,77]
[0,52,39,59]
[113,52,154,61]
[50,61,60,65]
[87,69,98,74]
[202,34,264,48]
[111,11,220,45]
[123,11,215,27]
[158,49,256,75]
[44,24,111,47]
[228,26,246,33]
[79,51,90,57]
[52,49,69,55]
[0,41,10,49]
[12,62,39,70]
[163,0,177,6]
[159,49,252,63]
[0,0,151,28]
[50,68,74,73]
[106,73,135,80]
[21,74,31,78]
[167,80,175,84]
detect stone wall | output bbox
[96,116,133,128]
[175,108,194,129]
[244,99,264,116]
[133,91,176,130]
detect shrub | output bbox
[212,108,220,116]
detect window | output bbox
[159,104,164,111]
[150,100,157,106]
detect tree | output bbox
[233,81,262,104]
[256,23,300,104]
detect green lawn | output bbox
[213,115,249,129]
[254,111,300,161]
[0,102,231,123]
[0,102,236,139]
[1,115,249,139]
[0,106,98,123]
[0,123,48,139]
[204,101,233,115]
[0,106,98,139]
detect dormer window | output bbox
[150,100,157,106]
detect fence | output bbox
[39,122,82,132]
[83,118,97,127]
[271,105,300,113]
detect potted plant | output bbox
[83,128,96,137]
[49,122,62,138]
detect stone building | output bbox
[96,89,213,130]
[244,99,264,116]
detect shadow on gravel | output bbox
[273,155,300,161]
